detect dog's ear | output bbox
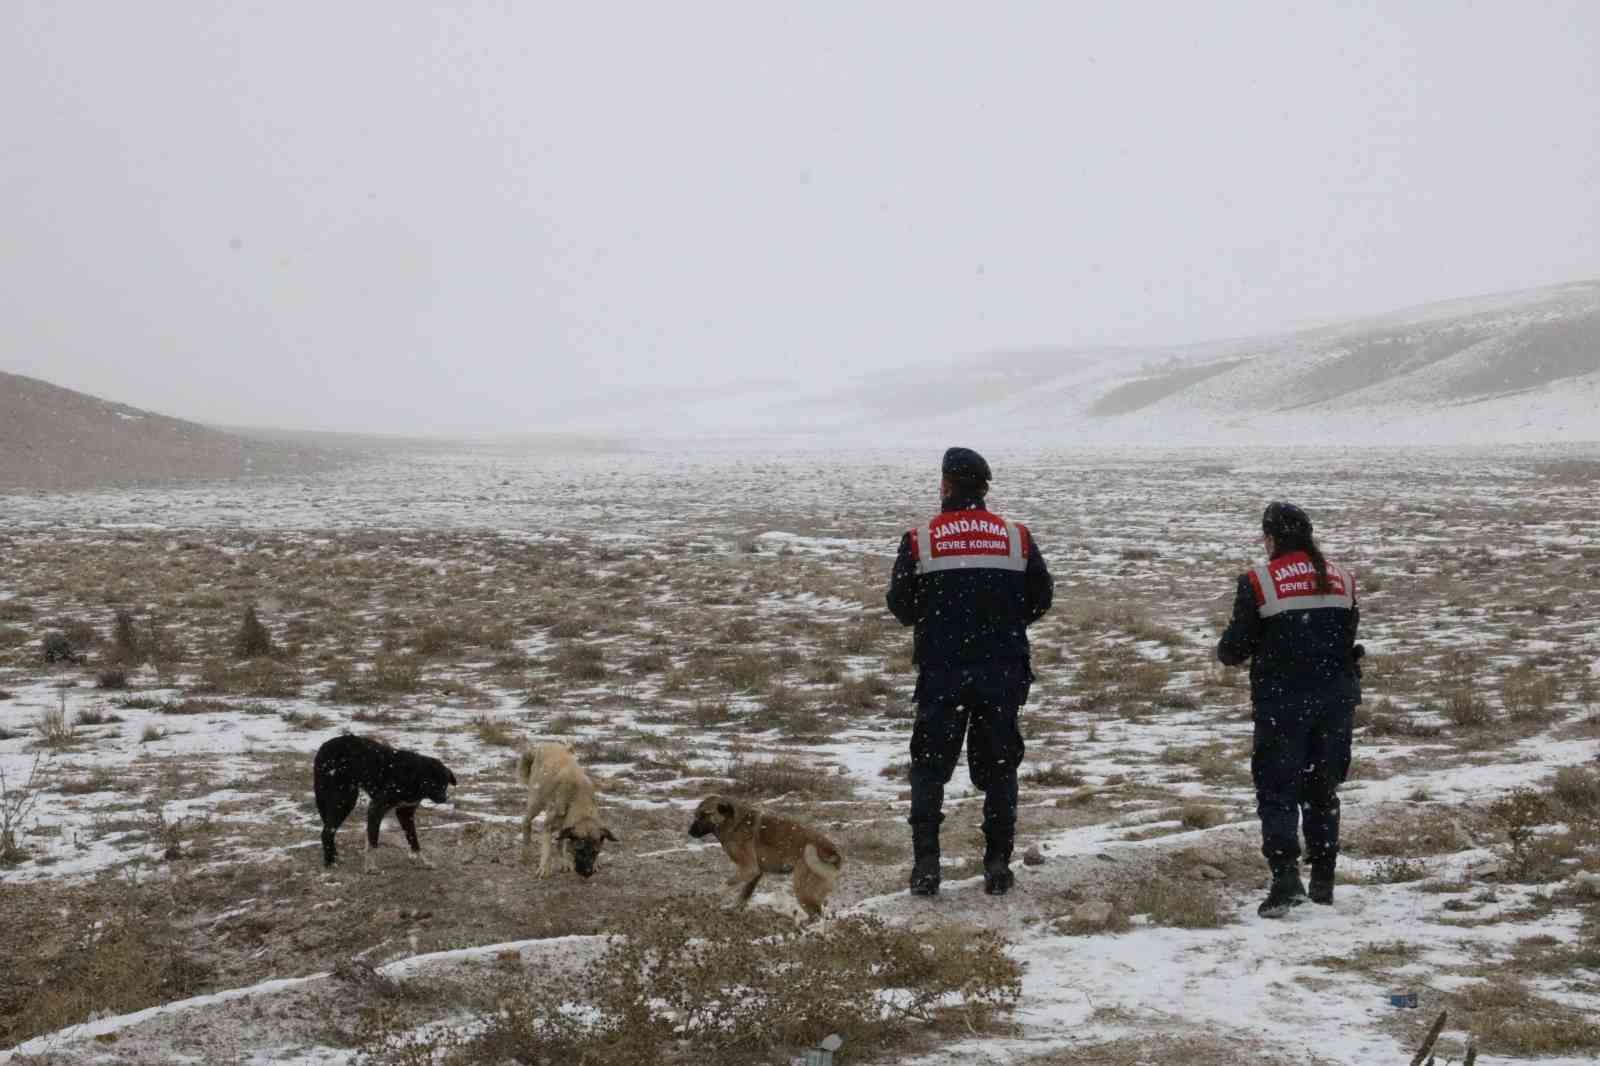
[601,827,617,843]
[447,770,458,786]
[716,800,733,818]
[557,826,575,842]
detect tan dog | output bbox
[517,743,615,878]
[687,794,843,922]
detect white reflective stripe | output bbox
[1004,520,1023,568]
[918,552,1029,574]
[914,526,932,575]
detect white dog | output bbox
[516,742,616,878]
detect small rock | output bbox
[1095,852,1117,863]
[1442,899,1478,912]
[1071,900,1115,928]
[495,948,522,962]
[1193,864,1226,881]
[1022,846,1045,867]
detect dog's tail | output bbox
[515,747,536,785]
[803,843,843,882]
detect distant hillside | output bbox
[0,372,344,492]
[535,279,1600,446]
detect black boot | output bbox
[982,826,1015,896]
[909,821,941,896]
[1257,865,1309,919]
[1309,860,1335,905]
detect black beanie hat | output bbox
[942,447,991,483]
[1262,501,1313,539]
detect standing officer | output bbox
[1218,502,1362,918]
[886,447,1053,896]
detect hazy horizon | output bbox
[5,2,1598,435]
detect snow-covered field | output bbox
[2,442,1598,1065]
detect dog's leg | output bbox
[364,801,390,875]
[538,828,555,878]
[395,805,434,869]
[316,782,359,868]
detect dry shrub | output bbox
[722,750,853,800]
[1361,699,1443,738]
[1500,664,1559,721]
[33,704,76,748]
[193,657,300,698]
[1128,877,1231,928]
[232,604,275,659]
[1345,805,1467,858]
[412,622,457,657]
[1367,856,1429,883]
[332,654,425,702]
[1455,976,1600,1055]
[1444,686,1493,729]
[835,673,895,709]
[109,608,142,665]
[0,625,28,650]
[96,667,129,690]
[8,914,213,1046]
[359,900,1020,1066]
[714,652,774,691]
[1179,802,1227,830]
[554,642,607,683]
[472,714,519,748]
[1550,765,1600,819]
[282,709,333,731]
[1023,763,1085,788]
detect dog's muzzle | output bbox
[687,818,714,838]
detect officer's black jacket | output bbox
[1217,551,1361,709]
[885,494,1053,673]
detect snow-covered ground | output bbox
[2,442,1597,1064]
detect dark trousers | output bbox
[908,664,1027,842]
[1252,697,1355,869]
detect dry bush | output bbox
[1366,856,1429,883]
[722,750,853,800]
[0,625,29,650]
[1345,805,1468,858]
[193,657,300,698]
[1500,664,1559,721]
[1128,877,1231,928]
[627,649,671,674]
[1489,787,1551,851]
[109,608,142,665]
[1023,763,1085,788]
[332,654,426,702]
[412,622,457,657]
[1,756,49,864]
[7,909,213,1046]
[1361,699,1444,738]
[282,709,334,731]
[358,900,1020,1066]
[714,652,774,691]
[472,714,519,748]
[1179,802,1227,830]
[1444,686,1493,729]
[232,604,275,659]
[33,703,77,749]
[689,698,733,727]
[74,705,120,725]
[40,631,79,664]
[96,667,129,690]
[835,673,895,709]
[1454,976,1600,1055]
[1550,765,1600,819]
[0,600,34,622]
[553,642,607,683]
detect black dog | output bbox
[313,734,456,873]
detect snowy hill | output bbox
[0,371,340,492]
[546,280,1600,446]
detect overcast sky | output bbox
[3,2,1597,434]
